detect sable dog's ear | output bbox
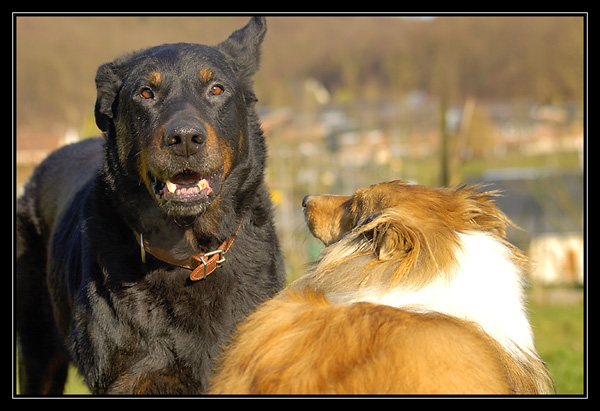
[94,62,123,133]
[216,16,267,79]
[368,214,420,263]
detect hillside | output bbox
[15,14,584,133]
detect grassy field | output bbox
[528,288,585,395]
[16,286,585,396]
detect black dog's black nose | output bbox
[163,119,206,157]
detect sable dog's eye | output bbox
[209,85,225,96]
[140,88,154,99]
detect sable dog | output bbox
[210,181,554,395]
[16,17,285,395]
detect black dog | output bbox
[16,17,285,395]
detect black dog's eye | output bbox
[209,85,225,96]
[140,88,154,99]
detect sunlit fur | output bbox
[210,181,554,395]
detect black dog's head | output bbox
[95,17,267,221]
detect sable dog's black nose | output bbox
[163,119,206,157]
[302,195,313,208]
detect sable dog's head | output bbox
[95,17,267,220]
[301,180,516,290]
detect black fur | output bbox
[16,17,285,395]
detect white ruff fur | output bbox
[353,231,535,361]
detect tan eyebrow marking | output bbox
[148,71,162,86]
[200,67,213,83]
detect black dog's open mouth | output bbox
[152,166,223,205]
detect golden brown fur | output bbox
[210,180,554,395]
[210,289,511,395]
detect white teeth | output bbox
[166,181,177,193]
[164,178,211,197]
[199,179,213,195]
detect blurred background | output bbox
[14,14,585,395]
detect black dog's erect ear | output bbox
[216,16,267,79]
[94,62,122,133]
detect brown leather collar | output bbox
[133,221,242,281]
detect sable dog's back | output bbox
[210,290,511,395]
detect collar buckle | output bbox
[133,220,242,282]
[189,248,229,281]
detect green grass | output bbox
[528,291,585,395]
[63,365,90,395]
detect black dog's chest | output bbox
[73,268,235,393]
